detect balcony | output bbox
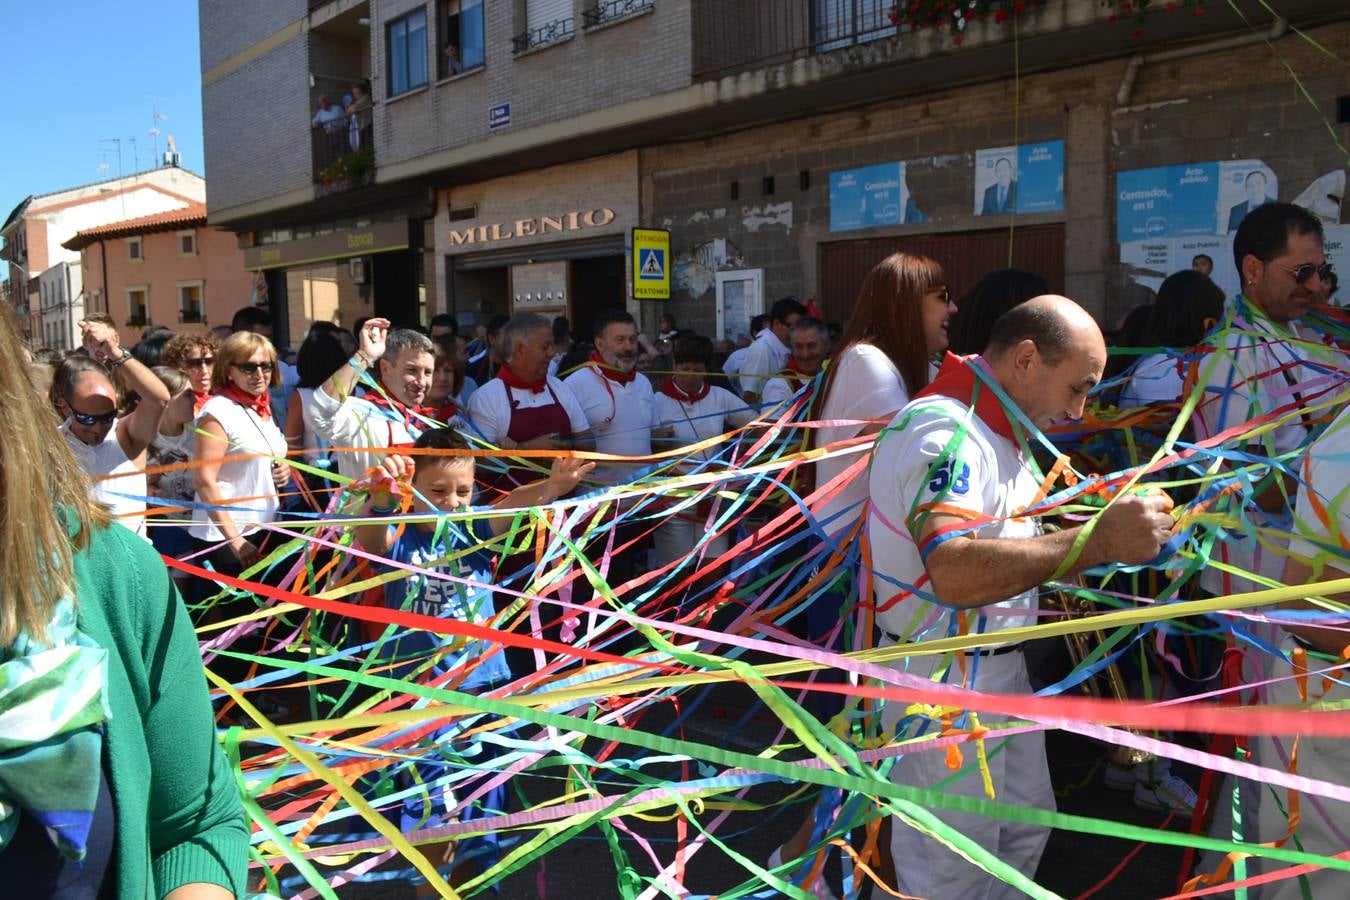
[312,112,375,196]
[693,0,900,79]
[512,15,574,54]
[582,0,655,29]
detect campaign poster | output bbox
[1217,160,1279,234]
[828,161,923,232]
[1116,163,1221,242]
[973,140,1065,216]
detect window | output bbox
[812,0,896,53]
[438,0,484,78]
[178,230,197,256]
[127,286,148,326]
[516,0,573,52]
[387,9,429,96]
[178,281,204,323]
[127,236,143,261]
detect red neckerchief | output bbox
[914,353,1018,443]
[436,401,458,422]
[497,364,547,394]
[781,356,814,382]
[361,387,435,429]
[588,351,636,385]
[659,376,709,403]
[192,389,211,413]
[217,383,272,420]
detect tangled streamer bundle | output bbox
[127,300,1350,899]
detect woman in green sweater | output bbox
[0,307,248,898]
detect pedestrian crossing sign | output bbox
[631,228,671,300]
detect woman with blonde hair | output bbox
[190,331,290,574]
[0,310,245,894]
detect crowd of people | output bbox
[8,198,1350,897]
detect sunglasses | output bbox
[1269,261,1334,285]
[184,356,215,368]
[233,362,275,375]
[70,409,118,426]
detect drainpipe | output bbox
[1116,17,1288,109]
[99,238,110,320]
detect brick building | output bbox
[1,165,206,341]
[63,204,257,348]
[198,0,1350,343]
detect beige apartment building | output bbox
[199,0,1350,344]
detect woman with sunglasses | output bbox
[0,309,247,896]
[54,320,172,541]
[162,332,220,414]
[190,332,290,574]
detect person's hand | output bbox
[378,453,415,482]
[230,537,260,568]
[1087,492,1174,566]
[79,319,121,364]
[547,456,595,496]
[271,461,292,489]
[358,317,391,363]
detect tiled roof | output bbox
[62,203,209,251]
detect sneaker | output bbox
[1103,762,1138,791]
[1134,772,1198,818]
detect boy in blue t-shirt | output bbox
[353,426,591,888]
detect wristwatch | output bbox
[109,349,132,368]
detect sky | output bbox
[0,1,204,237]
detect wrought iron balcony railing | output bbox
[693,0,901,79]
[312,111,375,195]
[583,0,654,29]
[512,15,574,54]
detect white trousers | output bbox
[880,646,1055,900]
[1250,636,1350,900]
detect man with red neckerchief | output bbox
[466,312,590,490]
[563,309,658,487]
[760,316,830,416]
[308,318,439,481]
[866,296,1171,899]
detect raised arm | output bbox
[351,454,406,555]
[81,319,170,461]
[321,317,387,402]
[482,457,595,536]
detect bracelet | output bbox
[371,503,397,515]
[349,352,371,370]
[109,349,131,369]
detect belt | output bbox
[880,630,1023,656]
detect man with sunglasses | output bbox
[57,319,171,540]
[1190,202,1348,867]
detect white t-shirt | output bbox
[1288,402,1350,564]
[652,385,754,465]
[812,344,912,539]
[564,366,655,483]
[739,329,790,399]
[150,427,196,503]
[190,395,288,542]
[1193,301,1346,594]
[465,376,589,446]
[61,419,149,538]
[868,395,1043,641]
[308,383,431,481]
[1119,353,1185,407]
[760,374,806,414]
[722,346,750,395]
